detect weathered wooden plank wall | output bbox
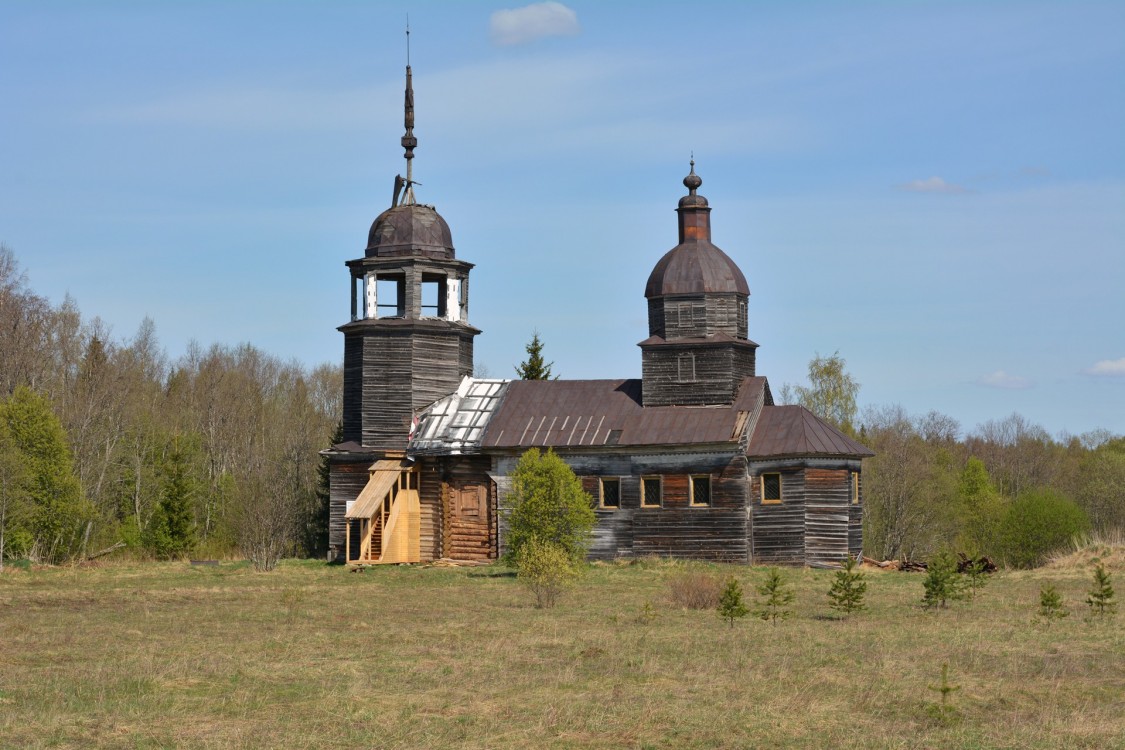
[849,472,863,557]
[495,450,749,562]
[804,468,850,568]
[641,344,756,406]
[750,470,806,565]
[329,461,369,561]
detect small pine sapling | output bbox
[962,559,989,600]
[827,554,867,617]
[1086,564,1116,617]
[922,550,962,609]
[755,568,795,625]
[717,577,749,628]
[1037,584,1068,622]
[926,662,962,724]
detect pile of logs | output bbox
[861,553,997,573]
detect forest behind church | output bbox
[1,244,1122,569]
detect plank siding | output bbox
[493,451,749,562]
[641,343,756,407]
[750,470,806,566]
[849,472,863,557]
[804,468,850,568]
[328,460,370,562]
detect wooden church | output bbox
[325,64,873,568]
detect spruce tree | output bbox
[515,331,557,380]
[827,554,867,616]
[146,438,197,560]
[1086,564,1116,617]
[0,386,90,563]
[717,577,749,628]
[755,568,795,624]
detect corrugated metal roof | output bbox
[479,377,767,449]
[745,405,874,458]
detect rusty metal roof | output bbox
[479,377,768,450]
[745,405,874,458]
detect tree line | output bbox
[0,246,340,569]
[2,243,1120,571]
[785,353,1124,567]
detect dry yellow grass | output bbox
[1,557,1122,749]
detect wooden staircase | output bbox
[346,462,420,565]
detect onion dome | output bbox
[645,162,749,297]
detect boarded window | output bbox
[600,478,620,509]
[641,476,662,507]
[762,473,782,504]
[459,486,482,517]
[850,472,859,505]
[690,475,711,506]
[677,352,695,382]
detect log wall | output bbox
[441,455,495,560]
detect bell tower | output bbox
[640,162,757,406]
[338,61,480,451]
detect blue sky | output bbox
[2,1,1123,437]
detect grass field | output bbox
[1,553,1122,749]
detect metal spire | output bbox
[400,22,418,206]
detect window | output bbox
[690,475,711,506]
[641,476,662,507]
[600,478,620,509]
[850,471,860,505]
[677,303,692,328]
[761,473,782,504]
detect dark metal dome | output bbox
[366,204,455,259]
[645,241,749,297]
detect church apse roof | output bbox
[746,405,874,458]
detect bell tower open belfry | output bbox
[340,63,479,450]
[326,55,479,562]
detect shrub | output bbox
[503,448,595,565]
[994,489,1089,569]
[517,536,578,608]
[717,577,749,628]
[668,570,723,609]
[827,554,867,616]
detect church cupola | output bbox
[338,60,480,450]
[640,162,758,407]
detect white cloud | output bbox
[977,370,1033,389]
[1084,357,1125,376]
[898,176,969,194]
[491,2,579,46]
